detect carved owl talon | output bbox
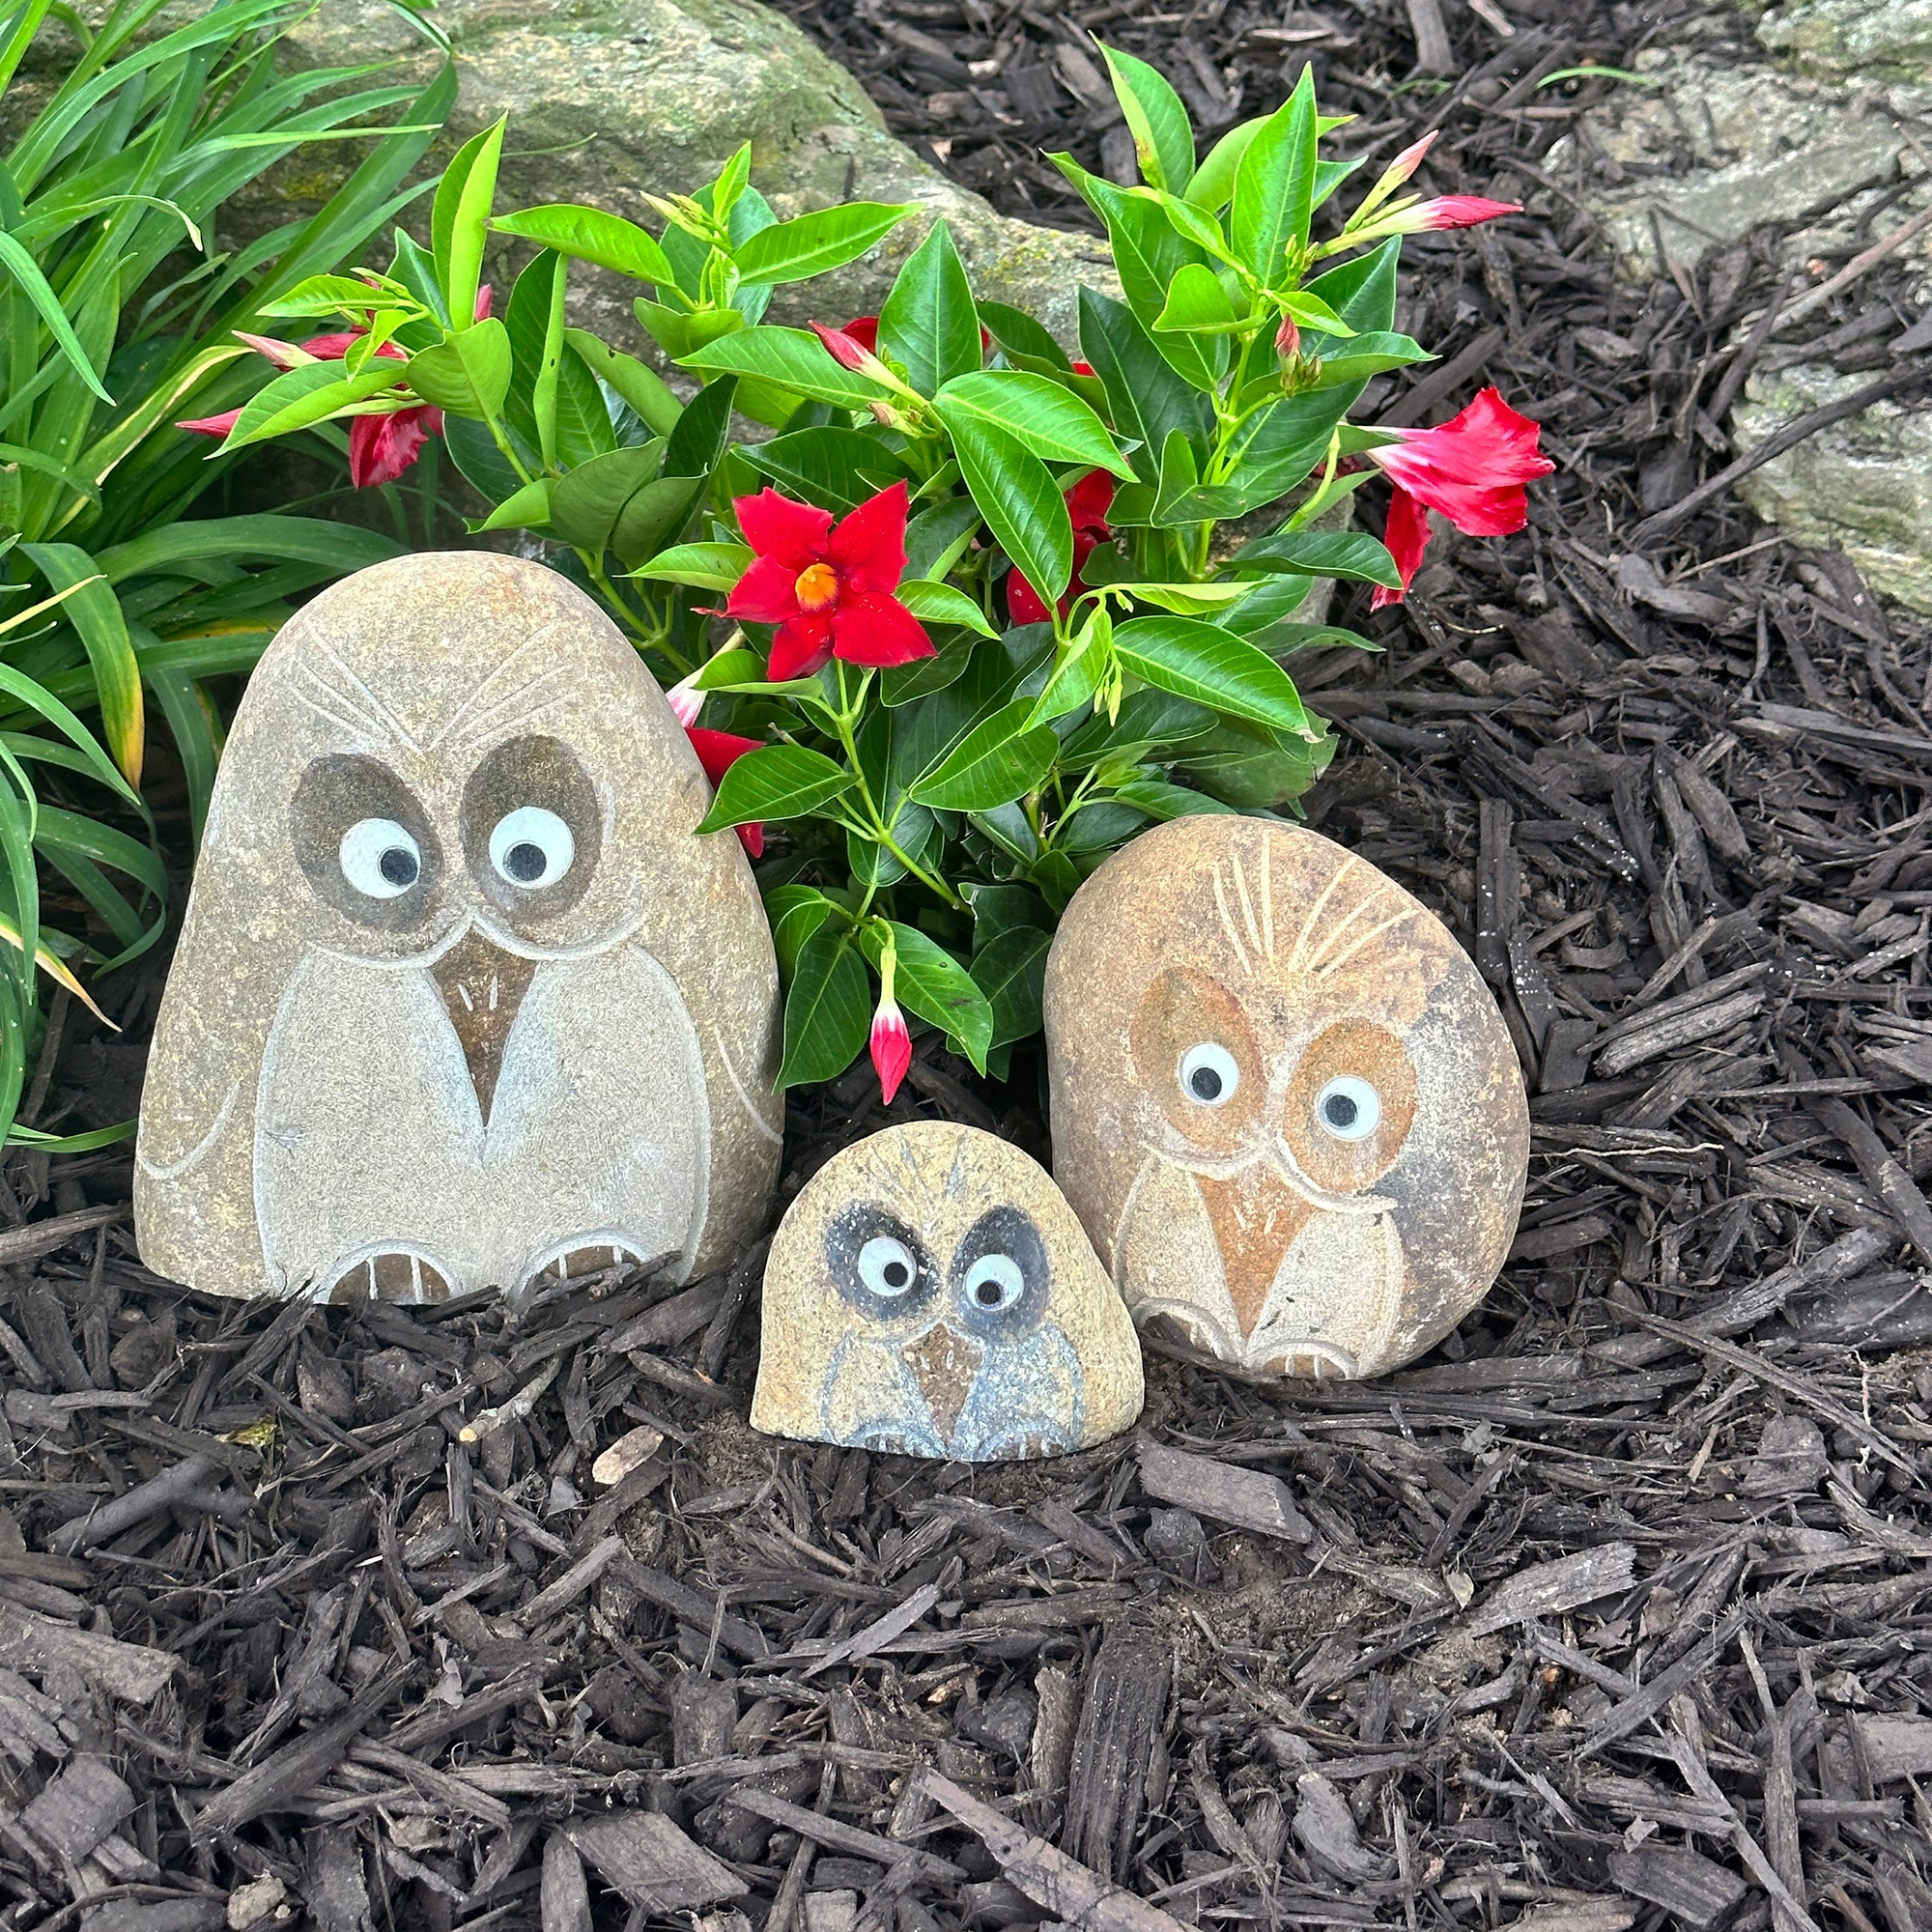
[326,1252,452,1304]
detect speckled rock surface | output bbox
[1043,816,1528,1382]
[237,0,1110,350]
[752,1122,1142,1462]
[136,552,781,1302]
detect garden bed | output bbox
[3,1,1931,1928]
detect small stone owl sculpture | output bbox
[1044,815,1527,1379]
[135,552,782,1303]
[752,1122,1143,1461]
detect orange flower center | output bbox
[794,562,839,611]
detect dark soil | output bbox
[4,2,1931,1929]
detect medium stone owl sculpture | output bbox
[752,1122,1142,1461]
[1044,815,1527,1380]
[135,553,782,1303]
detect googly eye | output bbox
[339,818,421,899]
[489,806,574,889]
[1315,1075,1381,1141]
[962,1254,1024,1312]
[1179,1041,1239,1106]
[857,1235,919,1298]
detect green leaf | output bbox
[731,201,914,285]
[1302,237,1401,346]
[1154,262,1242,336]
[863,923,992,1072]
[768,884,839,979]
[1077,288,1212,488]
[635,541,751,591]
[977,300,1069,371]
[1297,330,1430,386]
[903,496,983,582]
[611,476,704,568]
[1231,67,1317,286]
[747,424,907,512]
[434,115,506,331]
[696,744,855,833]
[0,230,110,401]
[493,203,675,286]
[563,327,682,436]
[970,925,1051,1050]
[933,371,1131,477]
[1098,43,1195,192]
[1114,615,1316,737]
[1228,530,1400,586]
[663,373,737,478]
[778,921,871,1090]
[691,647,766,691]
[908,696,1059,810]
[472,476,554,532]
[1175,715,1335,810]
[216,358,404,451]
[879,219,980,399]
[949,416,1071,608]
[20,545,140,784]
[1188,116,1267,213]
[1111,778,1237,819]
[548,444,657,552]
[404,317,512,417]
[896,579,997,638]
[678,327,893,410]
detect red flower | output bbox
[870,990,912,1105]
[725,481,935,682]
[838,314,994,360]
[178,291,492,490]
[1367,387,1553,607]
[1006,469,1116,625]
[686,725,765,859]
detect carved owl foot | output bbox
[1255,1343,1357,1381]
[518,1237,662,1296]
[327,1252,452,1304]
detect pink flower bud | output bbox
[1387,130,1438,185]
[1406,195,1521,233]
[810,321,870,372]
[1275,314,1301,359]
[869,993,912,1106]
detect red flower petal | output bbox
[726,554,808,624]
[1006,570,1052,627]
[1065,469,1115,540]
[177,408,243,439]
[828,481,911,597]
[1070,359,1096,377]
[736,823,765,860]
[735,487,834,569]
[1371,486,1432,611]
[831,592,934,669]
[841,316,881,352]
[685,725,763,786]
[810,321,871,372]
[767,611,836,681]
[348,407,433,489]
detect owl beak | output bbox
[1196,1166,1314,1340]
[902,1322,981,1443]
[430,927,536,1124]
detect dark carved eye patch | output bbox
[460,735,601,923]
[290,753,441,931]
[825,1204,940,1324]
[950,1205,1048,1337]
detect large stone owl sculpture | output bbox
[752,1122,1142,1461]
[135,553,782,1303]
[1044,815,1527,1380]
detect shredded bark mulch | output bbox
[3,1,1930,1928]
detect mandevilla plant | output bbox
[216,46,1551,1098]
